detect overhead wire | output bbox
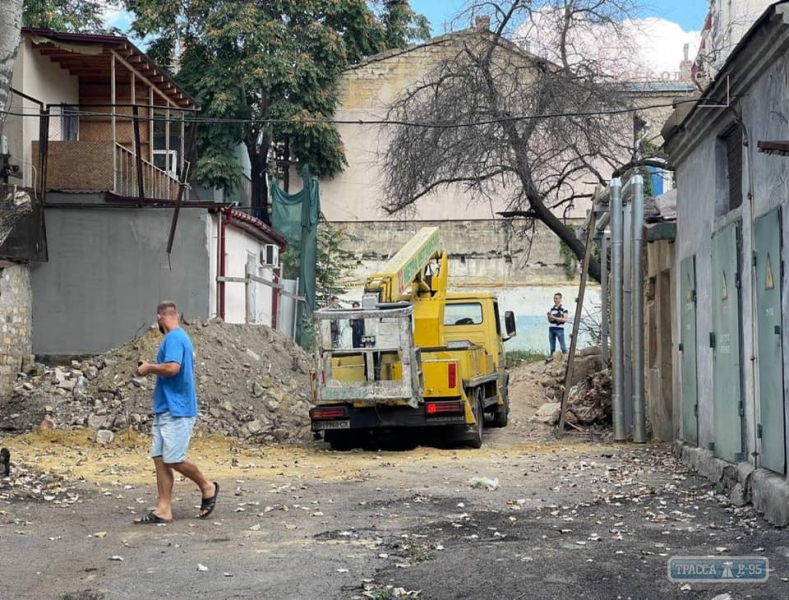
[0,97,704,129]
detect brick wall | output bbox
[0,264,32,396]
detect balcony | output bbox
[33,140,183,200]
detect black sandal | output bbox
[198,482,219,519]
[134,511,172,524]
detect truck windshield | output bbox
[444,302,483,325]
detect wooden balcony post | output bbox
[111,53,116,191]
[132,104,145,204]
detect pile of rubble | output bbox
[4,319,314,444]
[529,346,612,428]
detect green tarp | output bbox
[270,165,320,349]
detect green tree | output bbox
[281,216,360,306]
[125,0,429,224]
[22,0,121,33]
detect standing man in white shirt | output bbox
[546,292,569,362]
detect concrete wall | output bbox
[707,0,774,68]
[208,214,277,326]
[31,196,211,356]
[0,265,32,395]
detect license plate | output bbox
[313,419,350,430]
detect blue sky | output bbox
[410,0,709,35]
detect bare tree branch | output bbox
[379,0,653,283]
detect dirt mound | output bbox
[4,319,314,444]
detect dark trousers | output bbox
[549,327,567,354]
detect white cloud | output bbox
[517,9,701,82]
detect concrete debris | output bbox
[4,319,314,444]
[523,346,612,428]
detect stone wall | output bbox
[338,218,583,287]
[0,264,32,396]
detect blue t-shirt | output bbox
[153,327,197,417]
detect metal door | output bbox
[754,207,786,473]
[711,221,745,462]
[679,256,698,445]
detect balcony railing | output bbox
[33,140,185,200]
[115,143,182,200]
[31,104,190,202]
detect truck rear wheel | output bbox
[325,431,357,451]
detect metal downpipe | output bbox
[600,232,609,366]
[631,175,647,443]
[610,179,626,441]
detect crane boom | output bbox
[363,226,443,303]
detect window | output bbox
[444,303,483,326]
[60,104,78,141]
[717,125,743,214]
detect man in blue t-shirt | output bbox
[133,301,218,524]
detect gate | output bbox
[679,256,698,445]
[754,207,786,473]
[711,221,745,462]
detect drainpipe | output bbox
[611,178,626,441]
[734,110,759,466]
[600,232,610,366]
[218,208,231,320]
[272,265,281,329]
[631,174,646,443]
[623,203,633,430]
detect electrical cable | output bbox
[0,97,703,129]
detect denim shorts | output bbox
[151,411,196,464]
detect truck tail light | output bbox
[311,406,348,420]
[426,401,464,415]
[448,363,457,388]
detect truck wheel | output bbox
[492,373,510,428]
[468,391,483,449]
[492,398,509,428]
[326,431,356,451]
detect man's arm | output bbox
[137,360,180,377]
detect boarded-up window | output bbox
[724,125,743,211]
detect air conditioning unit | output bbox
[260,244,279,267]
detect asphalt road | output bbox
[1,421,786,600]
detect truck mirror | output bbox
[504,311,517,338]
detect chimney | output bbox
[679,42,692,81]
[475,16,491,31]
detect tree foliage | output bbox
[380,0,665,283]
[125,0,429,223]
[22,0,121,33]
[281,216,360,306]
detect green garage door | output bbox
[711,222,745,463]
[754,207,785,474]
[680,256,698,445]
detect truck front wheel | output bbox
[468,390,483,449]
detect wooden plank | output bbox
[556,211,597,437]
